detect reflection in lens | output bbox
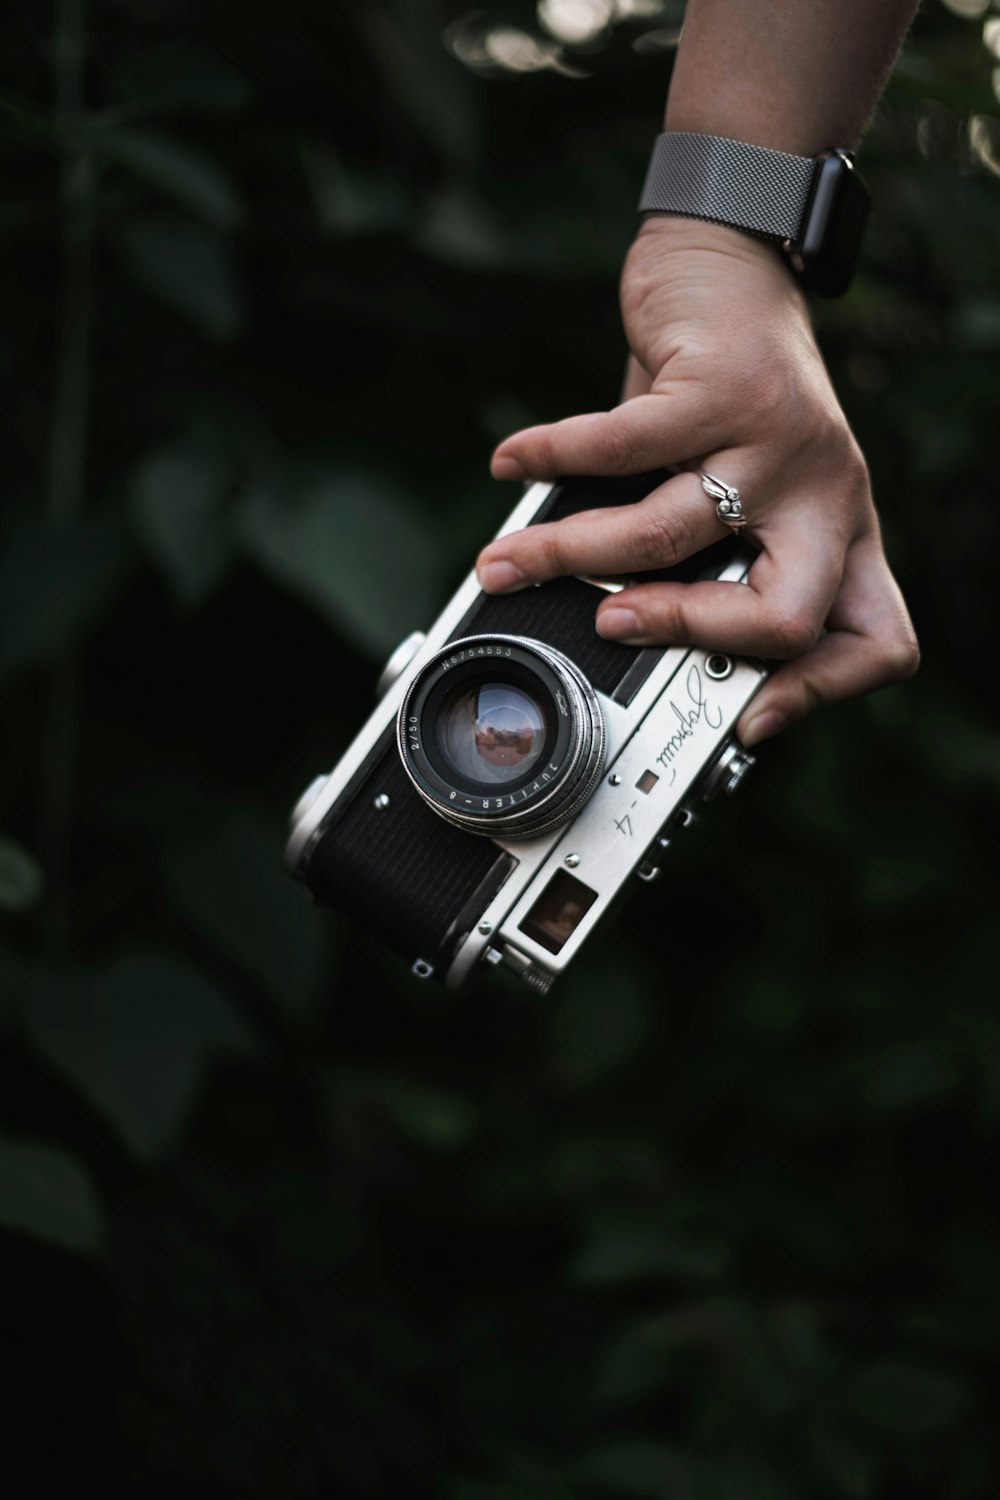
[439,680,547,786]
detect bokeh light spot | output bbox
[941,0,989,18]
[969,112,1000,172]
[538,0,613,45]
[484,26,557,71]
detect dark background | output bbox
[1,2,998,1495]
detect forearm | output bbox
[666,0,919,154]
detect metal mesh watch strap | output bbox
[638,132,817,242]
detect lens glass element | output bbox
[438,680,548,787]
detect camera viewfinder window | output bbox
[636,769,659,794]
[519,871,599,955]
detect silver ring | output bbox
[700,470,747,531]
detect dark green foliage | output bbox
[1,1,998,1494]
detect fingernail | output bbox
[477,559,528,593]
[740,710,785,748]
[491,454,526,481]
[596,607,641,641]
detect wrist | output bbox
[633,214,784,270]
[622,217,812,375]
[627,216,807,310]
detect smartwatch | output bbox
[638,132,870,298]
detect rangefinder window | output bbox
[519,870,599,955]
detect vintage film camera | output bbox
[287,471,767,993]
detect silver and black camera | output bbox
[287,471,767,992]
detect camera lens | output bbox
[398,635,605,839]
[439,681,548,786]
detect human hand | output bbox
[475,218,918,747]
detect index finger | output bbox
[476,472,727,593]
[490,392,726,482]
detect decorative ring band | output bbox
[700,470,747,531]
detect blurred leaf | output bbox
[237,468,440,657]
[768,1299,840,1384]
[576,1439,696,1498]
[853,1044,959,1112]
[447,1471,574,1500]
[445,1446,579,1500]
[851,1358,971,1435]
[272,1195,362,1274]
[742,976,804,1033]
[375,1082,478,1152]
[572,1209,730,1286]
[110,43,252,116]
[952,295,1000,348]
[905,1229,1000,1356]
[859,850,954,908]
[6,945,258,1160]
[0,1137,104,1254]
[115,216,243,340]
[696,1455,800,1500]
[444,1482,517,1500]
[299,141,411,237]
[0,834,43,914]
[331,1068,479,1152]
[165,809,333,1020]
[0,515,133,683]
[0,88,53,139]
[591,1315,679,1408]
[360,2,478,167]
[415,188,510,270]
[804,1420,878,1500]
[891,44,997,116]
[912,696,1000,792]
[102,128,244,230]
[550,946,652,1083]
[131,440,233,606]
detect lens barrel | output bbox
[397,634,605,839]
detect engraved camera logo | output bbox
[655,665,723,785]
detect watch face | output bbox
[794,151,870,297]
